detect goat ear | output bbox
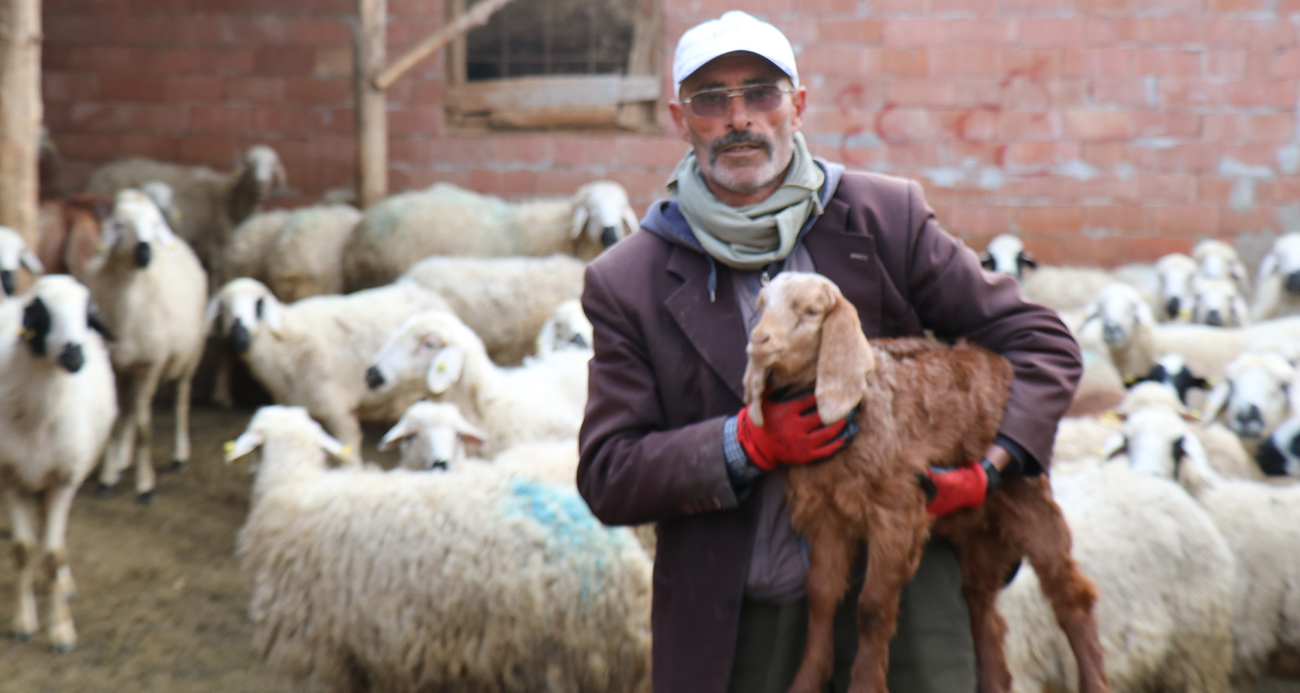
[570,205,590,240]
[814,292,873,425]
[1201,381,1231,425]
[224,430,265,463]
[741,357,770,427]
[19,251,43,277]
[425,345,464,394]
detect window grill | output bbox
[465,0,637,81]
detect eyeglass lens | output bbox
[689,86,785,118]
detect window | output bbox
[444,0,662,131]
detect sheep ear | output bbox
[273,159,289,192]
[1231,295,1251,326]
[204,296,223,335]
[570,206,589,240]
[224,430,265,463]
[378,418,413,451]
[1017,251,1037,270]
[1201,381,1231,425]
[1259,251,1280,280]
[452,411,488,446]
[316,428,348,459]
[425,345,464,394]
[980,253,995,271]
[815,292,874,425]
[261,295,283,336]
[1100,433,1127,460]
[1179,434,1221,487]
[622,208,640,237]
[1134,301,1156,327]
[741,357,769,427]
[19,251,43,276]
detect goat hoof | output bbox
[136,491,154,506]
[171,460,187,472]
[96,484,115,498]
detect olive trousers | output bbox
[727,541,976,693]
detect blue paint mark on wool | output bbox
[505,479,626,598]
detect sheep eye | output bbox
[255,297,264,319]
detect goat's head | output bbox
[367,310,476,395]
[18,275,112,373]
[379,401,487,471]
[95,189,179,271]
[1082,283,1153,349]
[570,181,638,254]
[207,278,283,355]
[1202,352,1296,442]
[0,226,44,297]
[1257,232,1300,298]
[534,299,593,356]
[980,233,1035,279]
[1256,414,1300,477]
[1155,253,1198,321]
[743,272,872,427]
[224,405,347,465]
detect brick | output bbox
[1016,206,1084,235]
[936,108,998,142]
[1132,112,1200,139]
[1160,80,1224,110]
[888,80,958,107]
[1203,113,1296,143]
[1223,81,1297,109]
[1205,49,1248,79]
[253,47,317,76]
[1093,80,1151,110]
[1274,49,1300,78]
[1209,0,1268,12]
[1084,205,1149,233]
[948,205,1013,234]
[99,73,169,102]
[1133,49,1201,77]
[929,47,998,78]
[1142,144,1222,174]
[883,19,951,46]
[284,18,352,46]
[799,46,870,78]
[1065,110,1135,140]
[164,76,226,105]
[931,0,997,12]
[189,106,253,135]
[882,142,942,168]
[1062,48,1133,79]
[195,48,257,76]
[252,107,354,136]
[1219,206,1279,234]
[1151,204,1220,236]
[872,48,929,78]
[946,19,1014,43]
[817,18,885,43]
[1015,19,1086,47]
[41,73,102,103]
[314,47,353,79]
[1006,142,1078,167]
[1132,175,1199,203]
[876,108,932,143]
[1130,237,1193,261]
[996,111,1061,141]
[284,78,352,105]
[223,77,286,104]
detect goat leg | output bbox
[789,516,856,693]
[953,537,1014,693]
[845,512,929,693]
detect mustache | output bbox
[708,131,772,165]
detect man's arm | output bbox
[576,262,740,526]
[902,180,1082,472]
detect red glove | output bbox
[736,390,856,471]
[922,458,1001,517]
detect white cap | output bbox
[672,11,798,97]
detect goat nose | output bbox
[1204,310,1223,326]
[229,321,251,354]
[600,226,619,248]
[1165,297,1181,320]
[1256,437,1289,476]
[365,365,386,390]
[0,270,14,297]
[57,343,84,373]
[1286,271,1300,295]
[134,241,152,268]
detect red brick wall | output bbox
[43,0,1300,267]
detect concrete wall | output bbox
[42,0,1300,266]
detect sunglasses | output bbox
[681,84,795,119]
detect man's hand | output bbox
[736,390,857,471]
[921,458,1002,517]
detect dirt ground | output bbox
[0,405,1297,693]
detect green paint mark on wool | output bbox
[361,183,514,242]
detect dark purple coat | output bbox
[577,170,1081,693]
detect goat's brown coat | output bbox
[743,273,1108,693]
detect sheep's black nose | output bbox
[1165,297,1181,320]
[1287,271,1300,295]
[1256,437,1288,476]
[134,241,151,268]
[569,333,589,349]
[600,226,619,248]
[1203,309,1223,326]
[229,320,251,354]
[429,459,449,471]
[1235,404,1264,435]
[0,270,14,297]
[1102,323,1125,346]
[365,365,385,390]
[57,343,84,373]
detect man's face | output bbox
[669,52,808,202]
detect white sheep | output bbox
[1256,413,1300,477]
[401,254,586,365]
[1193,238,1251,297]
[1251,232,1300,321]
[999,463,1235,693]
[264,204,362,302]
[74,190,207,501]
[0,225,44,296]
[84,145,287,283]
[1154,253,1200,322]
[227,405,652,693]
[0,276,117,651]
[533,297,593,357]
[1188,274,1250,327]
[1125,352,1212,408]
[208,277,449,459]
[980,233,1037,278]
[1118,408,1300,690]
[979,234,1156,312]
[1202,352,1297,453]
[219,208,293,288]
[342,181,637,291]
[367,310,589,457]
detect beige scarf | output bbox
[667,131,825,270]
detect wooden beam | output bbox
[355,0,387,209]
[374,0,515,91]
[0,0,42,250]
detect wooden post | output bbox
[374,0,516,91]
[355,0,387,210]
[0,0,42,248]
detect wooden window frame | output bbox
[443,0,663,132]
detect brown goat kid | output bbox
[742,272,1108,693]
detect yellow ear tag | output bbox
[1179,307,1192,320]
[1101,411,1122,426]
[436,362,448,372]
[340,445,353,457]
[14,326,25,336]
[95,242,106,252]
[223,441,236,454]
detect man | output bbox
[576,11,1081,693]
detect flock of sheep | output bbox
[3,139,1300,692]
